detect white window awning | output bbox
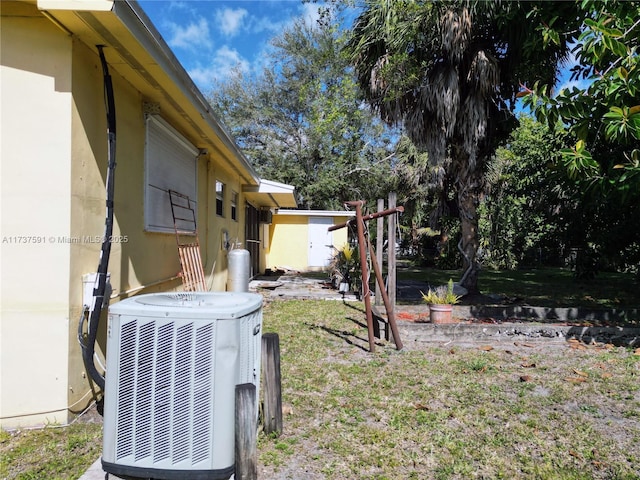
[243,179,297,209]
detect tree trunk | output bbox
[458,193,480,294]
[456,164,482,295]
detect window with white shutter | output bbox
[144,115,198,233]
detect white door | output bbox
[308,217,334,268]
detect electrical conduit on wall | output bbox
[78,45,116,393]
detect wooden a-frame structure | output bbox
[329,200,404,352]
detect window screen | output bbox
[144,115,198,233]
[231,191,238,221]
[215,181,225,217]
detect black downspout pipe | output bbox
[80,45,116,392]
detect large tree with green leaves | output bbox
[523,0,639,193]
[480,116,569,269]
[345,0,577,293]
[208,7,394,210]
[522,0,640,277]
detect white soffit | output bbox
[38,0,114,11]
[275,210,355,218]
[243,179,297,209]
[258,179,295,194]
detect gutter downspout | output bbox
[79,45,116,392]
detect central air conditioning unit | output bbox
[102,292,263,480]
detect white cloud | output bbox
[166,1,334,89]
[166,1,193,15]
[298,2,322,28]
[235,2,316,38]
[248,13,288,36]
[216,45,250,71]
[215,7,248,37]
[167,18,213,50]
[188,45,250,87]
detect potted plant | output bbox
[329,243,359,295]
[421,279,461,324]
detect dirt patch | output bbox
[74,401,103,426]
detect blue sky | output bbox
[138,0,325,91]
[136,1,585,106]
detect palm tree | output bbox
[346,0,577,293]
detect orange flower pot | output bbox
[429,304,455,324]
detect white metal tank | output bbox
[227,249,251,292]
[102,292,262,480]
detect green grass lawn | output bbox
[0,421,102,480]
[397,266,639,309]
[257,300,640,479]
[2,286,638,480]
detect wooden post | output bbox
[347,201,376,352]
[375,199,384,307]
[368,241,403,350]
[235,383,257,480]
[388,192,397,312]
[261,333,283,436]
[327,206,404,233]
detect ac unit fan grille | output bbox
[114,319,215,467]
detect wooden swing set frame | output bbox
[329,200,404,352]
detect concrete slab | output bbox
[396,320,640,348]
[250,274,360,301]
[77,458,113,480]
[251,274,639,325]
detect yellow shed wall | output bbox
[331,227,350,257]
[267,215,309,272]
[266,214,350,272]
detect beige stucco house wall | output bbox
[266,210,354,272]
[0,0,295,428]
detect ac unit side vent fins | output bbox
[113,320,217,467]
[193,323,214,464]
[153,323,174,464]
[115,321,137,461]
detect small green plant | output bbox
[329,243,360,289]
[421,278,461,305]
